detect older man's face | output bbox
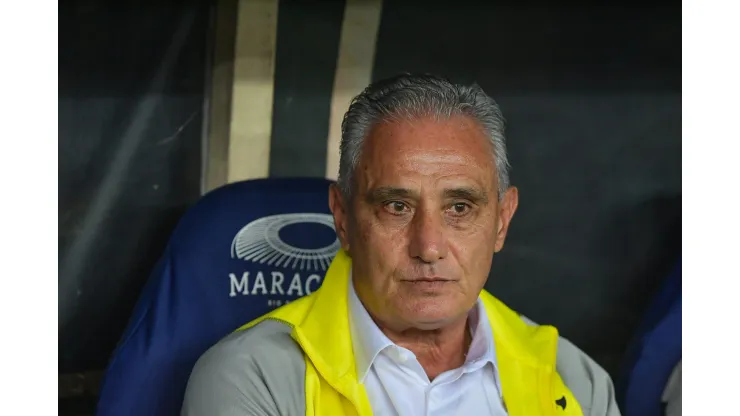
[330,115,518,331]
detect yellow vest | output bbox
[238,250,583,415]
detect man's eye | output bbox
[384,201,408,214]
[449,203,471,216]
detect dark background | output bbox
[59,0,209,373]
[59,0,680,411]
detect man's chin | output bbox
[398,304,468,330]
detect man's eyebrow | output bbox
[366,186,489,204]
[365,187,418,203]
[443,187,489,204]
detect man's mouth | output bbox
[402,277,453,283]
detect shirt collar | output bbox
[348,273,500,383]
[348,276,395,381]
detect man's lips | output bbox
[401,277,454,282]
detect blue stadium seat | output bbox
[96,177,339,416]
[618,260,682,416]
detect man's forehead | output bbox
[365,116,491,149]
[360,150,492,180]
[365,117,492,163]
[353,116,498,195]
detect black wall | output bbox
[59,0,211,373]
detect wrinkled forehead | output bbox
[355,116,498,194]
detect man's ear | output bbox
[494,186,519,253]
[328,184,351,253]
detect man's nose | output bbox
[408,208,448,263]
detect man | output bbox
[182,74,620,415]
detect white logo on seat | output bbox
[230,213,339,272]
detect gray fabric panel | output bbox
[556,335,622,416]
[521,315,621,416]
[662,360,682,416]
[181,320,306,416]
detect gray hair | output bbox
[337,73,510,201]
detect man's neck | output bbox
[376,316,472,381]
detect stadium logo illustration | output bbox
[231,213,340,272]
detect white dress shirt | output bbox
[348,279,509,416]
